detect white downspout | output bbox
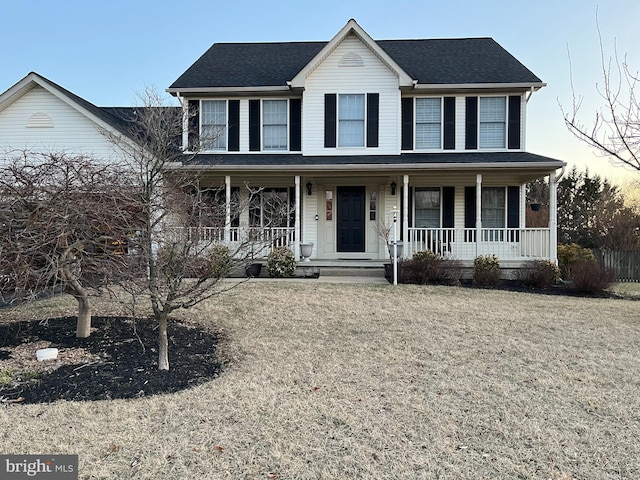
[225,176,231,244]
[549,172,558,265]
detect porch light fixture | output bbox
[390,180,397,196]
[306,181,312,196]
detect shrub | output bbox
[187,244,232,278]
[557,243,596,280]
[516,260,560,289]
[569,259,615,294]
[266,246,296,277]
[473,254,501,287]
[396,251,461,285]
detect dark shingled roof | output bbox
[169,38,542,89]
[182,152,562,168]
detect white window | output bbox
[201,100,226,150]
[415,98,441,149]
[263,100,288,150]
[481,187,506,229]
[479,97,506,149]
[414,188,441,228]
[338,94,365,147]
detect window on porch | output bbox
[414,187,441,228]
[249,188,293,228]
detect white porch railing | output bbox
[167,226,296,258]
[407,227,551,261]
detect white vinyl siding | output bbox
[415,98,441,149]
[302,35,400,155]
[263,100,288,150]
[338,94,365,147]
[479,97,506,149]
[201,100,226,150]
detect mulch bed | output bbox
[0,316,222,404]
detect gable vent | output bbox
[339,52,364,67]
[27,112,54,128]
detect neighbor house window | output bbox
[414,188,441,228]
[415,98,441,149]
[338,94,365,147]
[479,97,506,149]
[263,100,288,150]
[201,100,227,150]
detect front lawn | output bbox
[1,283,638,479]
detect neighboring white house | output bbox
[0,19,566,268]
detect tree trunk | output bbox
[75,294,92,338]
[158,314,169,370]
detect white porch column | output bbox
[520,183,527,229]
[549,172,558,264]
[475,173,482,256]
[225,175,231,243]
[403,174,409,259]
[294,176,301,260]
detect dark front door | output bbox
[337,186,366,252]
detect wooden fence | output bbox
[593,249,640,282]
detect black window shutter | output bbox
[401,98,413,150]
[228,100,240,151]
[464,186,476,228]
[443,97,456,150]
[508,96,521,149]
[324,94,336,148]
[187,100,199,150]
[465,97,478,150]
[507,186,520,228]
[366,93,379,147]
[249,100,261,151]
[289,99,302,151]
[442,186,455,228]
[231,187,240,227]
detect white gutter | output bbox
[412,82,546,91]
[166,161,566,172]
[166,86,291,95]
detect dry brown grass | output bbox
[1,283,639,479]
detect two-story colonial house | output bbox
[165,19,565,268]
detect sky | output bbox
[1,0,639,185]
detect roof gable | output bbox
[288,19,414,88]
[0,72,136,140]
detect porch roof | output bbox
[176,151,565,172]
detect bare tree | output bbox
[0,151,135,337]
[561,14,639,172]
[105,88,292,370]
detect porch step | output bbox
[296,260,386,278]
